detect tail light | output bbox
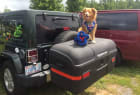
[82,72,90,79]
[63,27,70,31]
[27,49,38,63]
[112,57,116,63]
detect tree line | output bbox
[30,0,140,12]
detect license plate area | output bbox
[25,63,42,76]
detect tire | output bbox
[54,31,77,43]
[2,61,27,95]
[115,51,122,66]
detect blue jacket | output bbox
[84,21,96,33]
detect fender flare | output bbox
[0,52,23,73]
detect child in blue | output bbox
[74,31,89,46]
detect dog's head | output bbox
[82,8,97,22]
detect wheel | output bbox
[2,61,27,95]
[54,31,77,43]
[115,51,122,66]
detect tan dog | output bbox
[78,8,97,43]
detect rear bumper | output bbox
[16,70,51,87]
[51,60,115,93]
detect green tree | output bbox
[30,0,140,12]
[107,0,116,9]
[4,8,11,12]
[66,0,87,12]
[87,0,98,9]
[126,0,135,9]
[30,0,64,11]
[86,0,139,10]
[135,0,140,9]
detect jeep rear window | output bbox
[36,15,79,44]
[97,13,138,31]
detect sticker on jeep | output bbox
[14,25,23,38]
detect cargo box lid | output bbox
[50,38,116,65]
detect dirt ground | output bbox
[87,84,133,95]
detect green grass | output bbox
[90,61,140,95]
[0,61,140,95]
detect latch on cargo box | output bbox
[97,51,108,58]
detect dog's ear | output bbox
[91,8,97,14]
[92,8,97,20]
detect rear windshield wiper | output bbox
[52,17,68,21]
[42,12,47,21]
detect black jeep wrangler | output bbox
[0,10,117,95]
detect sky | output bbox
[0,0,68,12]
[0,0,30,12]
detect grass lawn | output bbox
[0,61,140,95]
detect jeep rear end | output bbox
[19,10,80,84]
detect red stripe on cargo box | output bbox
[51,68,82,80]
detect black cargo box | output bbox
[49,38,117,93]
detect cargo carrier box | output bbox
[50,38,117,93]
